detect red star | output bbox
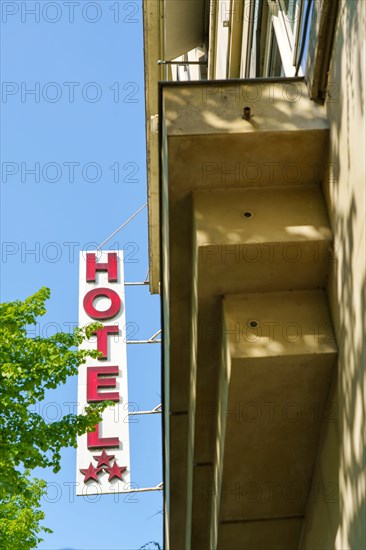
[93,449,115,467]
[105,461,127,481]
[80,463,102,483]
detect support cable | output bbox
[127,329,162,345]
[96,203,147,250]
[128,403,162,416]
[119,483,163,494]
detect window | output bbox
[267,0,303,76]
[298,0,312,73]
[246,0,311,78]
[280,0,299,33]
[268,30,285,76]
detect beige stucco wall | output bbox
[299,373,340,549]
[301,1,366,548]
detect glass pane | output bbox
[282,0,300,31]
[299,0,313,72]
[268,31,284,77]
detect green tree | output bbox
[0,477,51,549]
[0,287,109,549]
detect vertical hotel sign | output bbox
[77,251,130,495]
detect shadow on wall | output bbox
[325,0,366,547]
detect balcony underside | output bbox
[161,78,337,549]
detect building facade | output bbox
[143,1,366,548]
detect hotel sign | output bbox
[76,250,130,495]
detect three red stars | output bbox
[80,449,127,483]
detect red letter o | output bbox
[83,288,121,320]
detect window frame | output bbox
[263,0,305,77]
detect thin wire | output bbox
[116,485,163,494]
[128,410,162,415]
[128,403,162,415]
[149,329,162,341]
[124,282,150,286]
[157,60,207,65]
[127,339,161,344]
[96,203,147,250]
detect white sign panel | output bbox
[76,250,130,495]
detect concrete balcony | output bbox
[211,291,337,549]
[162,79,329,200]
[194,186,333,296]
[160,78,337,549]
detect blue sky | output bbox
[1,2,163,548]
